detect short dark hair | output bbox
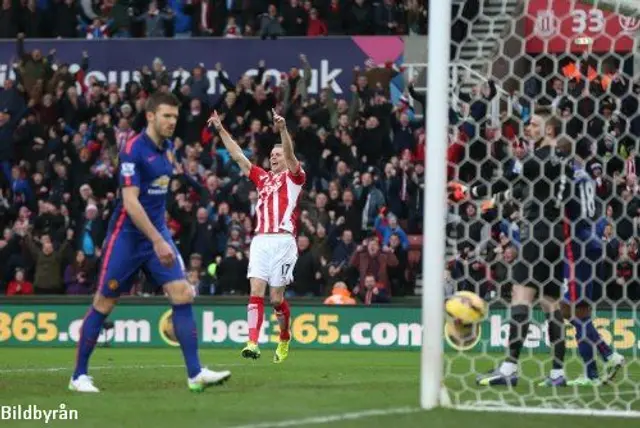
[145,92,180,113]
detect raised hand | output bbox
[272,108,286,131]
[207,111,223,130]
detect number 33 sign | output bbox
[527,0,638,53]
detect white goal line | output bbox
[226,407,422,428]
[226,392,640,428]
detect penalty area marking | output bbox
[0,363,243,374]
[226,407,423,428]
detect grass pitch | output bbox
[0,348,638,427]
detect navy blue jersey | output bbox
[108,132,174,235]
[564,161,602,247]
[96,132,185,297]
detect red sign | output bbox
[525,0,640,53]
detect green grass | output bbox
[0,348,638,427]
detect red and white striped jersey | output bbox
[249,164,306,236]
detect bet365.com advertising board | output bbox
[0,305,638,355]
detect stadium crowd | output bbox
[446,54,640,304]
[0,34,426,303]
[0,0,429,39]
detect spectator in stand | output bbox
[0,0,19,39]
[186,207,217,266]
[63,250,96,294]
[325,0,344,35]
[386,232,408,295]
[348,0,373,35]
[258,4,284,40]
[6,268,34,296]
[182,0,216,36]
[324,282,356,305]
[6,0,432,39]
[307,8,327,36]
[375,0,404,35]
[134,1,174,38]
[21,228,74,294]
[0,227,26,291]
[214,244,249,295]
[406,0,428,35]
[354,172,385,234]
[289,235,322,297]
[332,228,356,265]
[375,212,409,250]
[349,236,398,302]
[321,260,346,293]
[354,274,389,304]
[310,222,332,263]
[223,16,242,38]
[187,268,205,295]
[75,203,105,258]
[79,18,113,39]
[52,0,79,39]
[282,0,307,36]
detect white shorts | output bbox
[247,234,297,287]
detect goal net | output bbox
[422,0,640,417]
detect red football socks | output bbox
[247,296,265,343]
[274,300,291,341]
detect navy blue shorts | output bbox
[97,227,185,298]
[563,241,603,304]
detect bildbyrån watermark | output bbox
[1,404,78,424]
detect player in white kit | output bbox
[207,109,305,363]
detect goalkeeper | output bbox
[451,116,599,387]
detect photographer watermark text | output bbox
[1,404,78,424]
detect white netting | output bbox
[441,0,640,416]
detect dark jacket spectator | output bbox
[349,237,398,293]
[215,245,249,295]
[290,235,321,296]
[22,229,73,294]
[0,0,20,39]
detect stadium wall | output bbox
[0,301,637,356]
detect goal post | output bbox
[420,0,452,411]
[421,0,640,417]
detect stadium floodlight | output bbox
[421,0,640,418]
